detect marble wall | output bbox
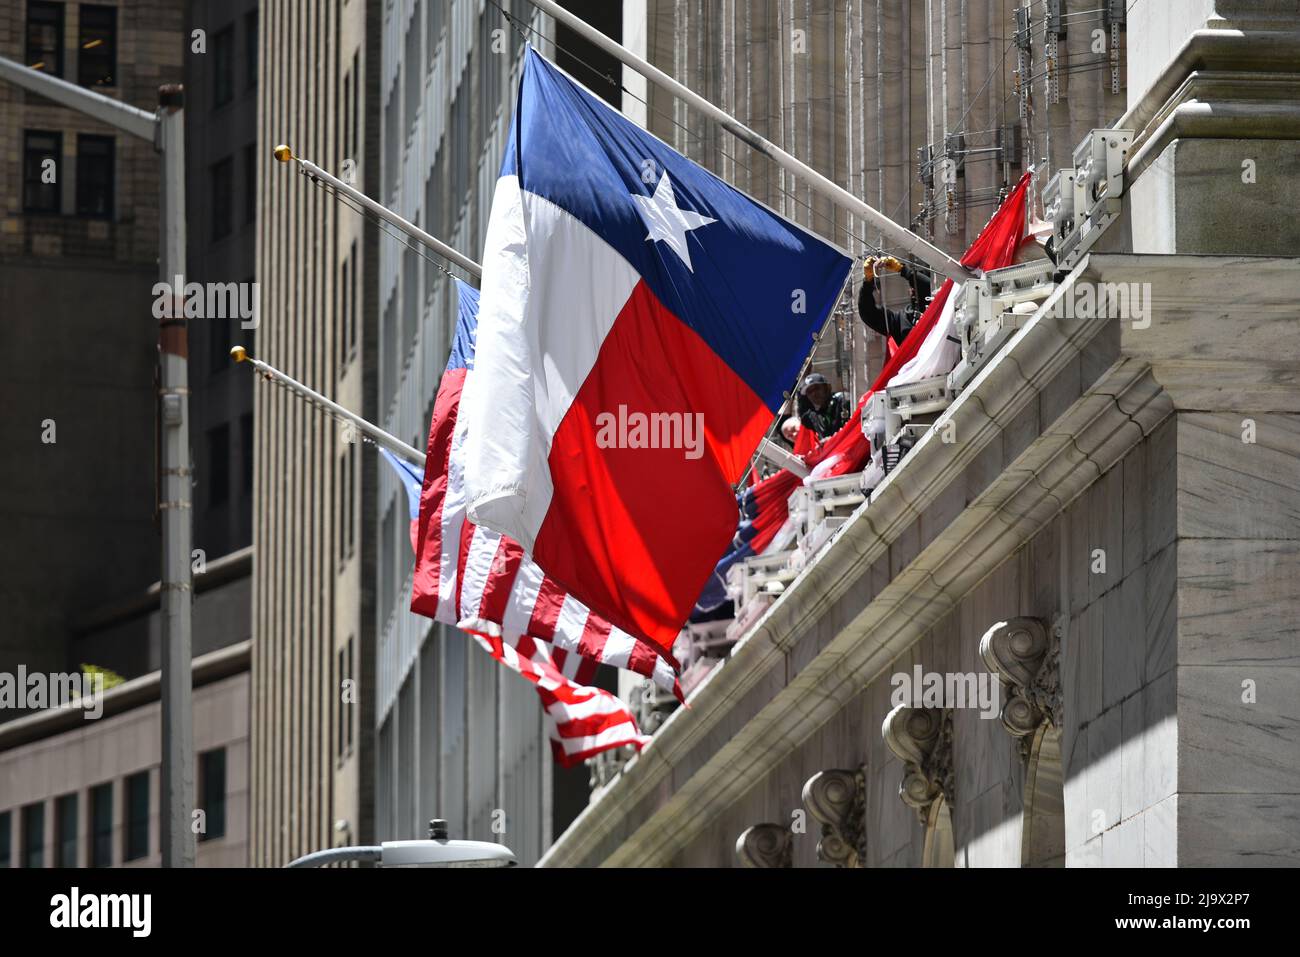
[1173,412,1300,865]
[668,418,1180,867]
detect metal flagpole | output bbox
[272,144,483,280]
[0,55,195,867]
[521,0,977,283]
[230,347,425,465]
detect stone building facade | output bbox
[542,1,1300,867]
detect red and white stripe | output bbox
[466,630,649,767]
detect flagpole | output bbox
[230,347,425,464]
[523,0,976,283]
[271,144,484,280]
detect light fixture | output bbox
[287,819,517,868]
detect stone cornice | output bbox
[540,258,1175,867]
[1118,28,1300,150]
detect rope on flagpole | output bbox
[230,346,425,465]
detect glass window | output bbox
[244,143,256,224]
[402,235,419,365]
[347,242,358,361]
[209,304,231,373]
[207,423,230,507]
[346,638,355,753]
[75,134,114,218]
[350,51,360,161]
[124,771,149,861]
[78,4,116,87]
[55,793,78,867]
[26,1,63,76]
[241,412,254,494]
[244,10,258,89]
[211,156,233,239]
[198,749,227,842]
[90,783,113,867]
[21,803,44,868]
[0,810,11,868]
[427,0,442,66]
[404,10,420,134]
[23,130,61,214]
[213,25,234,107]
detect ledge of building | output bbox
[0,640,251,753]
[71,544,253,636]
[540,255,1184,867]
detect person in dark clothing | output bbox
[857,255,933,347]
[797,372,851,439]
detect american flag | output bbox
[383,445,652,768]
[468,631,650,766]
[409,280,682,702]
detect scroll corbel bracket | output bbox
[883,704,954,826]
[801,767,866,867]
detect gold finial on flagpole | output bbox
[272,144,293,163]
[230,345,247,363]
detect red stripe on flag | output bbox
[479,535,525,624]
[527,575,566,642]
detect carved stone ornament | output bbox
[979,616,1063,757]
[882,704,954,824]
[801,768,866,868]
[735,823,793,868]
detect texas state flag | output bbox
[462,48,852,661]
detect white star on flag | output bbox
[632,171,717,272]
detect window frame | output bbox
[211,155,234,240]
[23,129,62,215]
[212,24,235,108]
[21,802,44,869]
[90,782,113,868]
[198,748,227,842]
[75,133,115,219]
[124,771,150,862]
[77,3,117,88]
[54,792,78,868]
[25,1,64,78]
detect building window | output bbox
[198,749,227,842]
[23,130,61,214]
[244,10,258,89]
[213,25,234,107]
[55,793,78,867]
[124,771,149,862]
[78,4,116,87]
[90,783,113,867]
[244,143,256,225]
[211,156,233,239]
[21,802,44,868]
[336,637,356,763]
[347,241,358,363]
[210,307,231,373]
[427,0,442,66]
[26,1,64,76]
[338,254,352,368]
[350,51,360,161]
[241,412,254,494]
[207,423,230,507]
[346,637,356,755]
[75,134,114,218]
[0,810,11,868]
[404,12,420,134]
